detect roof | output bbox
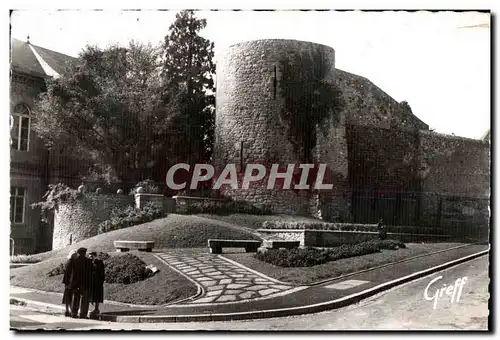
[10,38,76,78]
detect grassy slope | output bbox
[30,214,261,262]
[10,251,197,305]
[224,242,467,285]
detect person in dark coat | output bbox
[68,247,93,318]
[88,252,105,318]
[62,249,77,317]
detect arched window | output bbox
[11,103,31,151]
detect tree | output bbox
[161,10,216,164]
[33,41,179,185]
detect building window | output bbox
[10,187,25,224]
[11,103,31,151]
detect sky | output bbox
[9,10,491,139]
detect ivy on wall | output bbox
[278,50,344,163]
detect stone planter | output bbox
[257,229,453,247]
[134,193,176,213]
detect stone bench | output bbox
[208,239,262,254]
[262,240,300,249]
[114,240,154,252]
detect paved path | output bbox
[157,251,298,304]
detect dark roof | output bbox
[10,38,76,78]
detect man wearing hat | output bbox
[68,247,93,318]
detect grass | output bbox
[224,242,468,285]
[10,251,197,305]
[26,214,261,262]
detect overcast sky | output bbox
[10,10,490,139]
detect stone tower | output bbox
[214,39,348,217]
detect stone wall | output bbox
[53,194,133,249]
[335,69,429,131]
[135,193,176,213]
[418,131,490,240]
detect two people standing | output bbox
[62,247,105,319]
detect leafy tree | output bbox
[161,10,216,164]
[33,41,178,185]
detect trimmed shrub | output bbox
[374,239,406,250]
[184,199,272,215]
[48,253,150,284]
[47,263,65,277]
[98,201,164,234]
[254,239,405,267]
[47,252,111,277]
[260,221,447,235]
[104,253,148,284]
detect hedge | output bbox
[260,221,447,235]
[98,201,165,234]
[254,239,406,267]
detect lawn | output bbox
[10,251,197,305]
[223,242,468,285]
[25,214,261,262]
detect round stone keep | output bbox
[213,39,336,213]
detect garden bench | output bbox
[207,239,262,254]
[262,240,300,249]
[113,240,154,252]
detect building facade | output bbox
[10,38,77,254]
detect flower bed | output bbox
[254,239,406,267]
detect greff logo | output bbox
[165,163,334,190]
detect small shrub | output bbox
[98,201,164,234]
[374,239,406,250]
[254,239,406,267]
[47,252,111,277]
[48,253,149,285]
[47,263,65,277]
[104,254,148,284]
[129,179,160,195]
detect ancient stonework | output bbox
[214,38,490,233]
[214,39,341,216]
[52,194,133,249]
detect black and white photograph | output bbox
[6,4,492,332]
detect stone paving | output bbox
[157,252,297,304]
